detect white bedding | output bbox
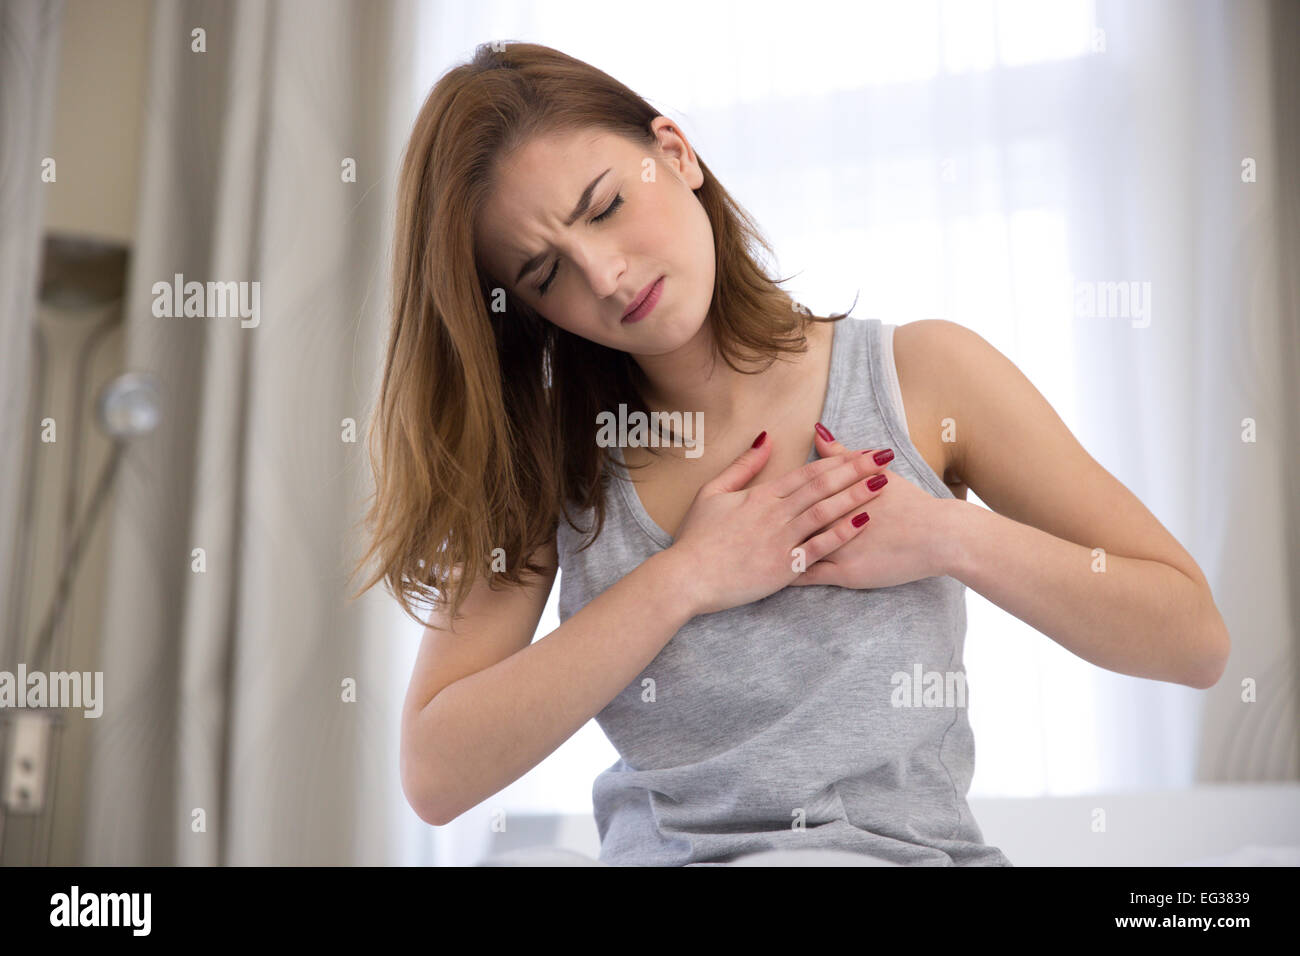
[468,783,1300,867]
[1177,844,1300,866]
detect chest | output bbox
[626,376,960,542]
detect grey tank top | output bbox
[555,316,1012,867]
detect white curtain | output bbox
[0,0,66,704]
[75,0,430,864]
[411,0,1298,863]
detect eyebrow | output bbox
[513,168,612,285]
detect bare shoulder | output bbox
[890,319,965,493]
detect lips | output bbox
[622,275,664,323]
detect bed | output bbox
[471,782,1300,866]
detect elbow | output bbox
[405,784,447,827]
[1186,618,1231,690]
[401,743,457,827]
[404,776,456,828]
[1187,661,1225,691]
[414,802,454,829]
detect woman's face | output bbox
[475,118,716,355]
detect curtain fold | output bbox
[1011,0,1299,788]
[0,0,66,685]
[1191,0,1300,782]
[83,0,425,864]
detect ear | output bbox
[650,116,703,190]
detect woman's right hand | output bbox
[667,431,890,616]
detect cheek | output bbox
[644,188,712,266]
[676,194,715,285]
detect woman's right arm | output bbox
[401,434,888,826]
[401,539,703,827]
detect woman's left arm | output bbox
[813,320,1231,690]
[926,320,1232,689]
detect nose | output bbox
[572,242,624,300]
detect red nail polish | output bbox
[867,474,887,491]
[852,512,870,527]
[873,449,894,466]
[752,430,767,448]
[815,422,834,442]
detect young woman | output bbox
[354,42,1230,867]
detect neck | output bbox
[631,316,810,444]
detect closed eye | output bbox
[591,192,623,223]
[537,193,624,296]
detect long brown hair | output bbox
[351,41,853,629]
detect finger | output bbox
[768,449,859,498]
[813,421,853,458]
[707,429,772,494]
[797,506,870,566]
[813,422,895,469]
[789,560,840,587]
[789,468,887,542]
[782,451,881,518]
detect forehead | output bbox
[478,129,629,250]
[492,128,619,199]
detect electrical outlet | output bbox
[2,713,54,814]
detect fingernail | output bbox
[815,422,834,442]
[867,474,888,491]
[852,512,870,527]
[873,449,894,466]
[751,430,767,448]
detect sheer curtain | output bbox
[408,0,1296,863]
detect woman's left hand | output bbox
[788,428,957,590]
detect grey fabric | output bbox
[557,317,1012,867]
[476,845,900,867]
